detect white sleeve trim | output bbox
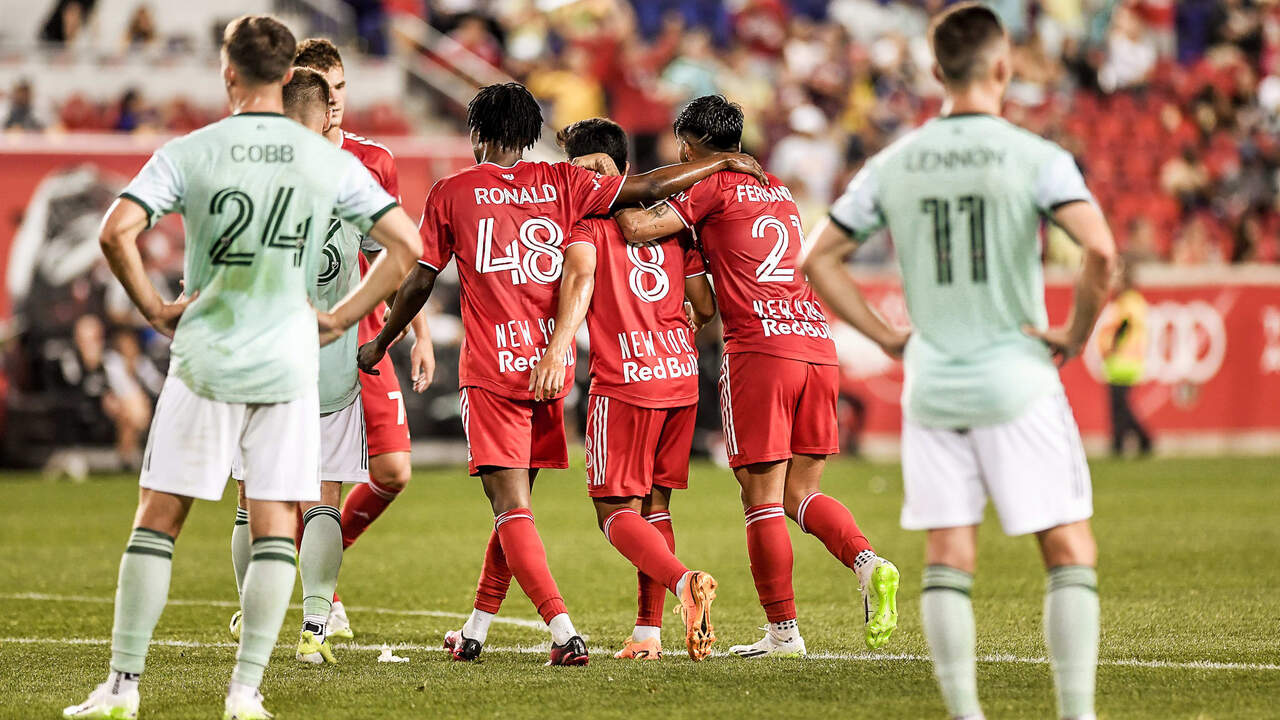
[417,259,440,271]
[663,198,693,229]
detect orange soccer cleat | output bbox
[676,570,718,661]
[613,635,663,660]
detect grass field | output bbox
[1,456,1278,719]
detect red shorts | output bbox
[718,352,839,468]
[361,352,412,457]
[460,386,567,476]
[584,395,696,499]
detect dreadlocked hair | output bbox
[467,82,543,152]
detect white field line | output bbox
[0,592,546,630]
[3,593,1278,672]
[1,636,1278,672]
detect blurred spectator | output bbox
[3,80,46,131]
[1099,5,1157,91]
[123,4,157,51]
[40,0,94,46]
[1097,258,1154,457]
[662,29,722,102]
[1160,146,1212,210]
[112,89,153,133]
[55,316,153,469]
[770,105,840,212]
[527,45,606,132]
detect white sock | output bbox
[302,614,327,644]
[632,625,661,643]
[769,618,800,643]
[226,681,258,702]
[547,612,576,646]
[462,608,494,644]
[674,570,691,599]
[955,714,986,720]
[106,670,138,696]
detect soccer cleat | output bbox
[675,570,718,661]
[729,627,807,658]
[443,629,483,662]
[296,630,337,664]
[228,610,242,641]
[858,556,900,650]
[327,600,354,640]
[547,635,589,666]
[223,689,273,720]
[63,680,139,719]
[613,635,662,660]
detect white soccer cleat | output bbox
[856,555,901,650]
[63,679,139,719]
[229,610,242,641]
[223,688,273,720]
[728,627,807,658]
[327,600,354,640]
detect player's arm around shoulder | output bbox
[614,201,687,245]
[529,227,597,401]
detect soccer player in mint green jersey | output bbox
[63,16,422,720]
[802,5,1116,720]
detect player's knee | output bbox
[371,460,411,491]
[1039,522,1097,568]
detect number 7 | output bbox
[388,391,405,425]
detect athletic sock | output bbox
[632,625,661,643]
[299,505,343,632]
[602,509,689,595]
[232,537,297,689]
[462,608,495,644]
[474,529,512,614]
[109,528,175,675]
[494,509,568,623]
[795,492,874,569]
[769,617,800,643]
[921,565,982,719]
[744,503,796,623]
[636,511,675,627]
[340,478,402,549]
[547,612,577,646]
[231,508,250,599]
[1045,566,1100,720]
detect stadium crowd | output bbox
[7,0,1280,265]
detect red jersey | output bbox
[419,160,626,400]
[342,131,402,345]
[665,171,837,365]
[569,218,703,408]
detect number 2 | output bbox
[208,186,314,267]
[753,214,803,283]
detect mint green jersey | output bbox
[829,114,1094,428]
[312,218,366,413]
[120,112,397,404]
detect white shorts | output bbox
[900,392,1092,536]
[141,374,320,503]
[231,395,368,485]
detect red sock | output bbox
[603,509,687,599]
[636,511,675,627]
[474,529,512,614]
[340,478,402,550]
[796,492,874,569]
[494,509,567,623]
[745,503,796,622]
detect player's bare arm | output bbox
[318,206,421,346]
[99,197,197,338]
[614,202,687,245]
[357,262,438,374]
[530,242,597,402]
[801,216,910,358]
[613,152,767,207]
[1023,201,1117,364]
[684,273,716,332]
[408,311,435,392]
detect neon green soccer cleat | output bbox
[327,600,354,640]
[296,630,338,664]
[860,557,900,649]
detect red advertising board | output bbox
[841,269,1280,450]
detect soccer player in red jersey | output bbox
[528,118,719,661]
[358,83,766,665]
[613,95,902,657]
